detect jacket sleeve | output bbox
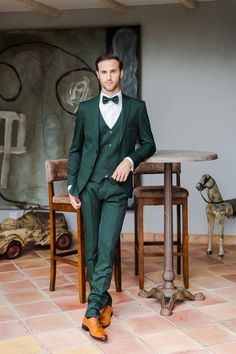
[67,105,85,188]
[128,101,156,169]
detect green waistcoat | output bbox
[89,110,123,183]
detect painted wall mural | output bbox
[0,26,140,208]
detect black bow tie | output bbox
[102,95,119,104]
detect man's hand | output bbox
[69,193,81,209]
[112,159,132,182]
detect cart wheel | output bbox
[6,241,22,259]
[56,233,72,250]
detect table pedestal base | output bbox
[139,285,205,316]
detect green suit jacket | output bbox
[68,93,156,197]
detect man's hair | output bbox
[95,53,123,71]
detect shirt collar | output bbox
[100,90,122,103]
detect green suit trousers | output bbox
[80,178,128,318]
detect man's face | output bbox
[96,59,123,95]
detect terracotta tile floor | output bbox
[1,242,236,353]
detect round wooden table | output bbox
[139,150,218,315]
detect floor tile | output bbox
[5,290,47,305]
[22,267,50,278]
[53,295,85,311]
[0,263,18,272]
[0,280,38,294]
[57,264,78,274]
[51,344,103,353]
[166,309,213,327]
[198,303,236,321]
[0,271,26,282]
[189,264,211,278]
[184,323,236,345]
[208,340,236,353]
[0,295,9,306]
[0,335,44,354]
[96,337,153,354]
[0,321,28,340]
[190,290,226,308]
[0,306,19,322]
[34,249,50,258]
[124,313,174,335]
[207,263,236,275]
[15,258,49,269]
[222,273,236,283]
[43,284,78,298]
[109,289,136,304]
[36,328,89,351]
[32,275,72,289]
[65,308,87,326]
[221,318,236,335]
[25,313,74,333]
[175,350,212,354]
[105,321,134,340]
[114,300,154,320]
[14,251,41,260]
[142,329,202,353]
[190,275,233,290]
[214,286,236,302]
[15,300,60,318]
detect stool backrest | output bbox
[45,159,68,183]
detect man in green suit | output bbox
[68,53,156,342]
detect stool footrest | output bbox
[55,250,77,257]
[54,255,78,266]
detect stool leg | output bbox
[77,210,86,303]
[176,204,181,275]
[114,238,122,292]
[137,201,145,289]
[134,198,139,276]
[49,209,56,291]
[182,199,189,289]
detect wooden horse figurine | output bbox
[196,174,235,258]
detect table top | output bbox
[146,150,218,163]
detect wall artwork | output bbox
[0,26,140,208]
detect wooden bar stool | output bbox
[45,159,122,304]
[133,162,189,290]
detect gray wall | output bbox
[1,0,236,236]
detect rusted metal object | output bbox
[0,210,72,259]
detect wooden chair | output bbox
[45,159,122,304]
[133,161,189,290]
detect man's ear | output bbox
[96,71,100,79]
[120,69,124,79]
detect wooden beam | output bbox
[97,0,128,13]
[178,0,198,10]
[10,0,60,17]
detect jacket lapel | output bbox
[119,93,131,144]
[89,95,100,146]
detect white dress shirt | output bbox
[99,91,122,129]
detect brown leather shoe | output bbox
[100,305,113,328]
[82,316,108,341]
